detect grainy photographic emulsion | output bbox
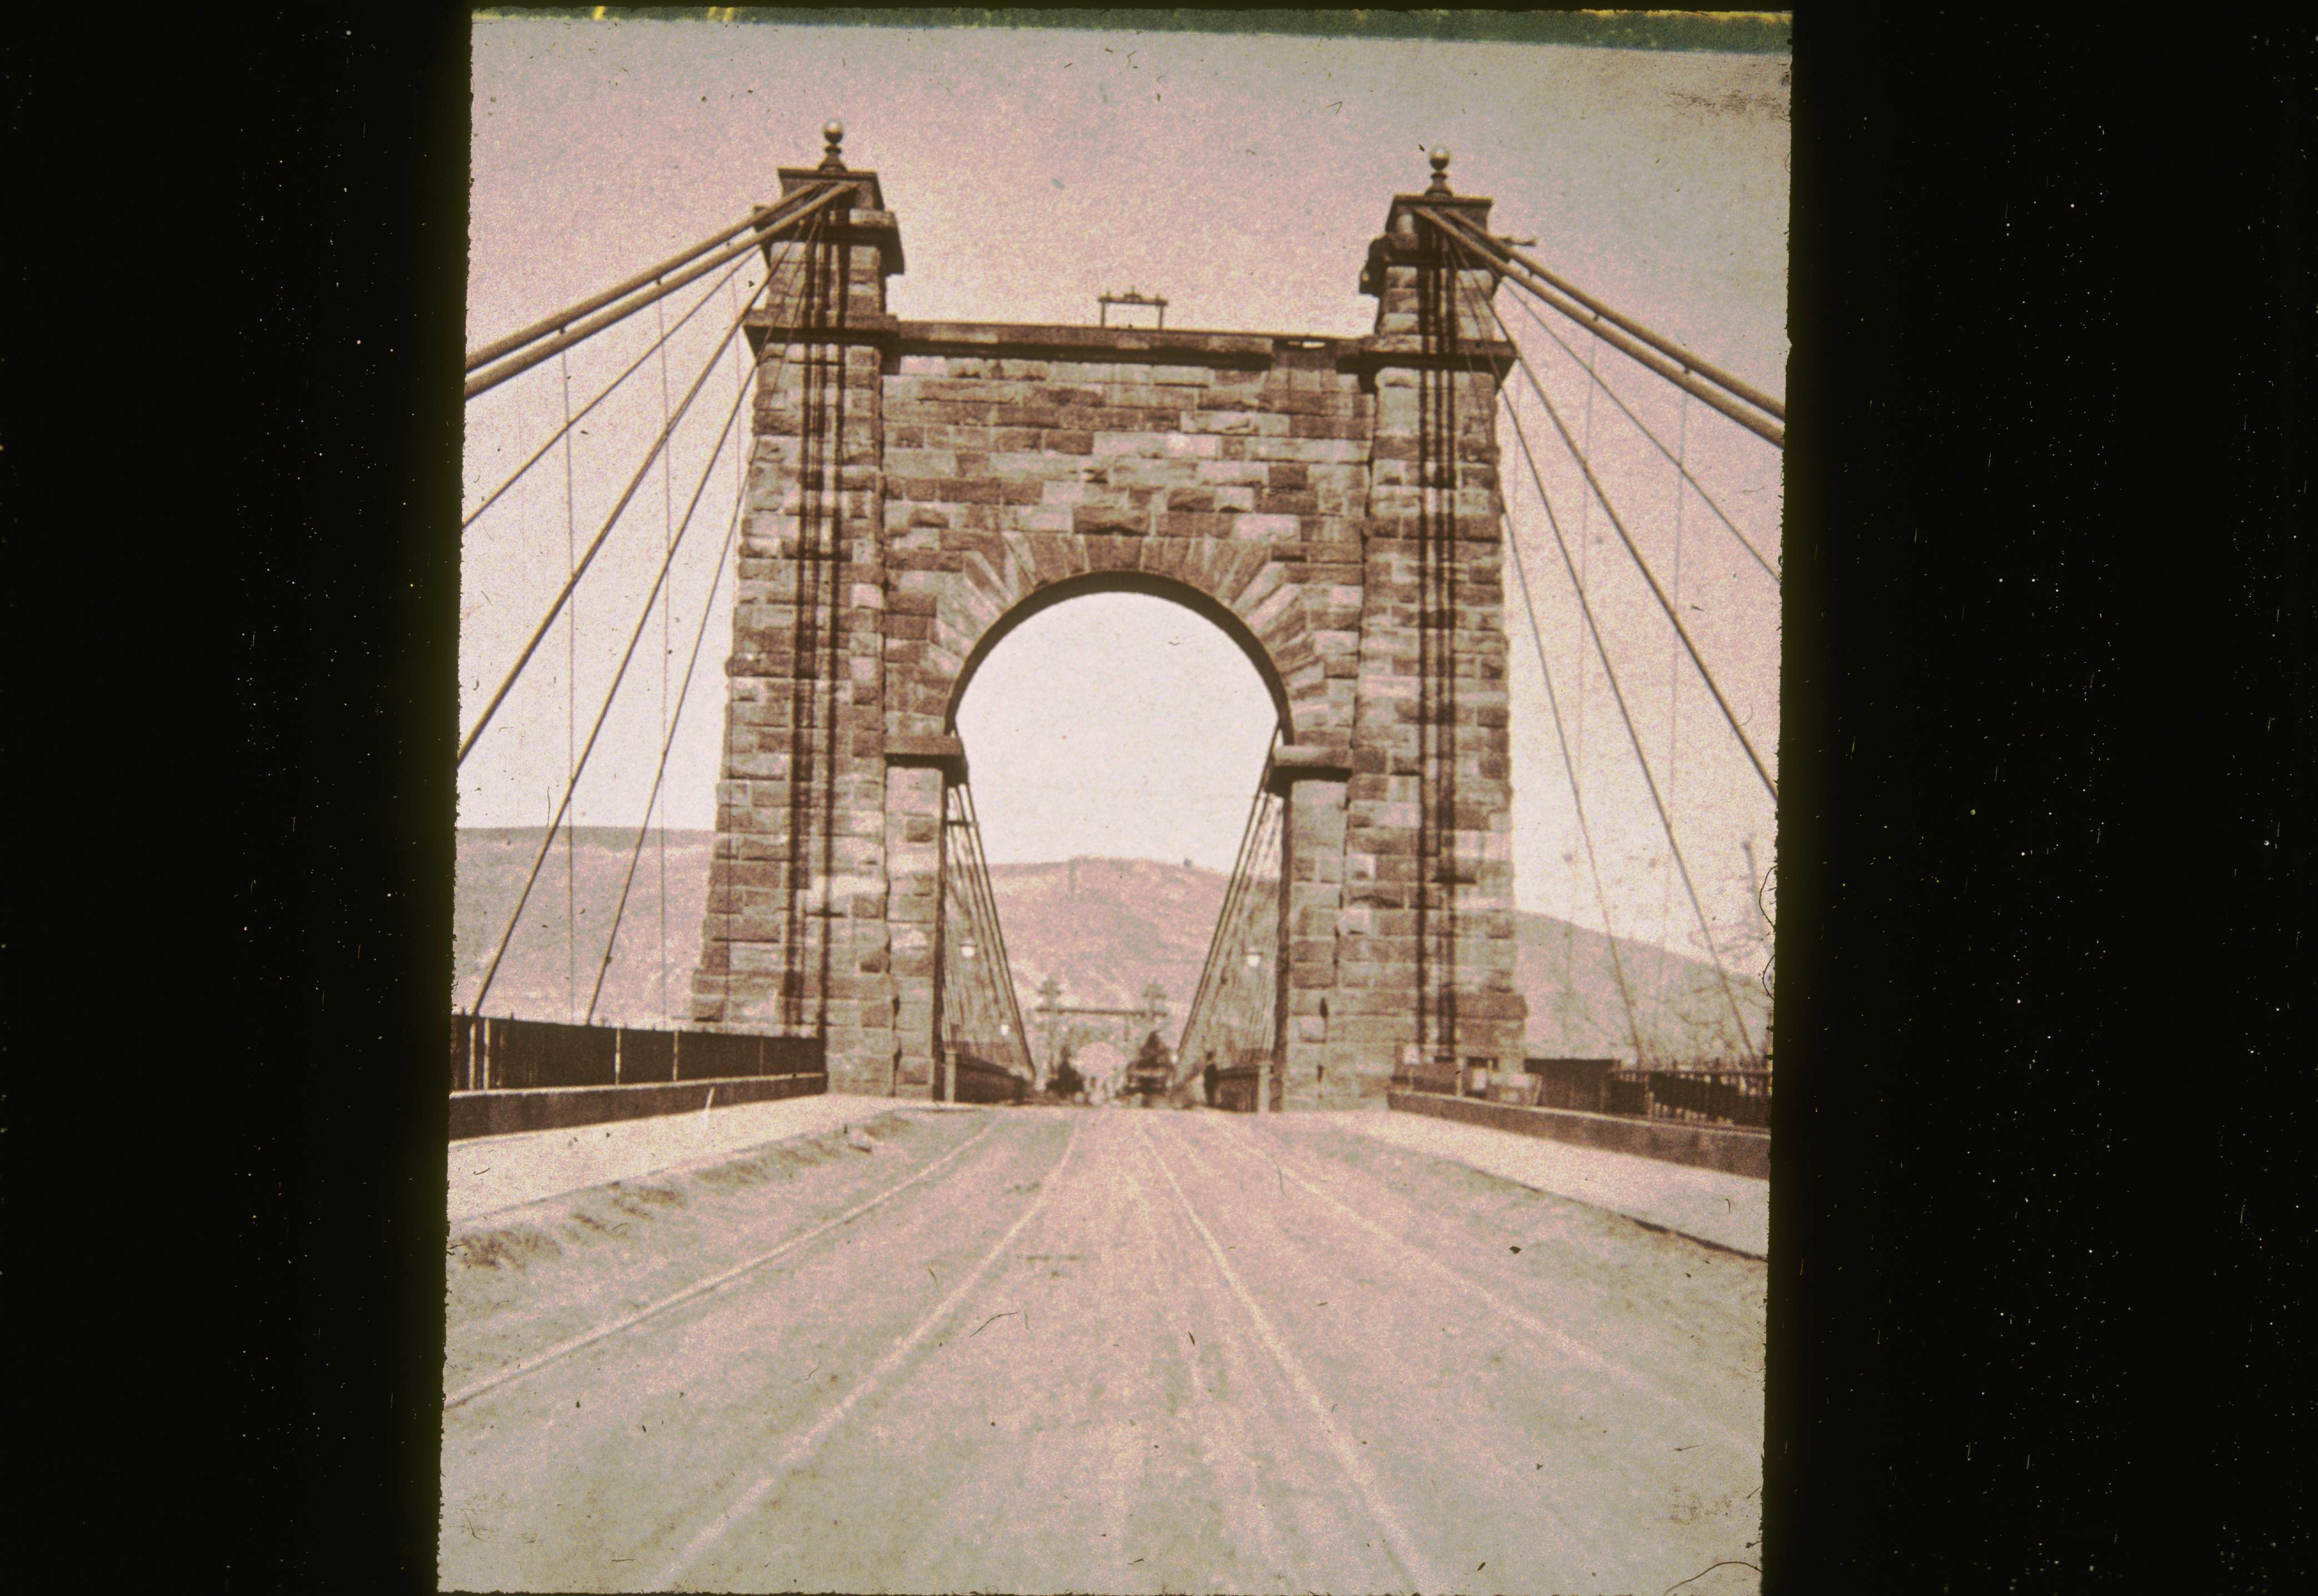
[443,11,1788,1592]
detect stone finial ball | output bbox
[1430,146,1452,173]
[825,119,844,144]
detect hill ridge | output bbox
[451,829,1766,1062]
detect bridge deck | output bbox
[442,1107,1764,1593]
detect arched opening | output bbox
[943,570,1296,740]
[949,589,1283,1095]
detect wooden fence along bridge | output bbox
[452,123,1780,1123]
[443,121,1783,1596]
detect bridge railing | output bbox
[1177,752,1284,1105]
[1395,1058,1772,1131]
[1603,1068,1772,1130]
[448,1014,826,1094]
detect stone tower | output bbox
[692,130,1526,1101]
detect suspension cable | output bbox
[1438,225,1779,806]
[1417,205,1786,425]
[1657,391,1691,993]
[582,333,759,1024]
[461,256,744,534]
[466,188,828,371]
[1433,262,1643,1061]
[1504,288,1781,586]
[470,290,790,1018]
[456,216,817,771]
[1446,258,1757,1056]
[1419,207,1784,448]
[463,181,857,398]
[561,345,577,1021]
[949,785,1031,1071]
[1571,328,1597,846]
[655,287,675,1025]
[1179,738,1280,1066]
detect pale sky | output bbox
[460,15,1787,960]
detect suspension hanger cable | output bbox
[1447,257,1757,1057]
[1657,390,1691,992]
[457,218,818,771]
[462,256,745,535]
[1439,225,1778,806]
[561,344,577,1021]
[471,268,801,1018]
[1570,328,1597,849]
[655,287,675,1026]
[583,348,758,1025]
[1433,258,1644,1062]
[1504,288,1781,586]
[463,181,858,397]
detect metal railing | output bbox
[1395,1059,1771,1132]
[447,1014,825,1093]
[1603,1068,1772,1130]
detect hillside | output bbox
[452,830,1768,1063]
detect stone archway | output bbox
[689,146,1527,1103]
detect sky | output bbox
[460,14,1788,961]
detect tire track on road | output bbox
[1134,1117,1443,1595]
[1213,1115,1761,1461]
[445,1116,1000,1410]
[1113,1134,1294,1588]
[651,1117,1083,1591]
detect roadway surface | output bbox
[441,1106,1764,1594]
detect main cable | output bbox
[465,188,829,372]
[1419,206,1785,446]
[463,181,858,398]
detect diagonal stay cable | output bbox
[1182,774,1268,1060]
[465,186,831,372]
[581,338,764,1024]
[1504,288,1780,587]
[462,255,746,533]
[1437,223,1778,806]
[1428,209,1785,420]
[1428,260,1643,1060]
[1421,207,1784,449]
[955,785,1032,1071]
[464,181,856,398]
[1446,257,1756,1055]
[469,277,797,1018]
[457,214,817,771]
[1179,738,1280,1070]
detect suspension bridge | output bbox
[444,123,1779,1594]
